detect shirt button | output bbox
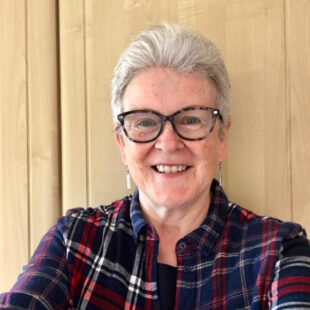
[183,267,191,273]
[179,242,187,250]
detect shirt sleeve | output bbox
[269,234,310,309]
[0,216,71,309]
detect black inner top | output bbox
[157,263,178,310]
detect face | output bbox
[115,67,229,211]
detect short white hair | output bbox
[111,23,230,136]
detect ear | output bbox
[115,132,128,165]
[219,120,231,162]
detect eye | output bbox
[181,116,201,125]
[136,119,156,128]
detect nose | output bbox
[154,121,184,152]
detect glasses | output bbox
[117,106,222,143]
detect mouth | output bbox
[153,165,189,174]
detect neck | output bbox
[139,190,211,240]
[139,190,211,267]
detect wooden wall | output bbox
[0,0,61,292]
[1,0,309,292]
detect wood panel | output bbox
[59,0,88,213]
[27,0,61,253]
[0,0,28,292]
[223,0,291,221]
[84,0,128,206]
[286,0,310,233]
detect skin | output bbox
[115,67,229,266]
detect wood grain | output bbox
[27,0,61,253]
[0,0,28,292]
[224,0,291,221]
[59,0,88,213]
[286,0,310,233]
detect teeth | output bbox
[156,165,187,173]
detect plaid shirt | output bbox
[1,180,310,309]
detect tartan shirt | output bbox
[1,180,310,309]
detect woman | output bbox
[1,23,310,310]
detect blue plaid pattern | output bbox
[1,180,310,309]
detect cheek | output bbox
[194,140,223,171]
[124,143,152,169]
[199,138,222,159]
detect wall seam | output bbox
[83,0,90,207]
[283,0,293,222]
[55,0,63,216]
[25,0,32,259]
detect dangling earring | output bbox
[126,167,131,190]
[218,162,224,187]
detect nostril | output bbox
[154,138,184,151]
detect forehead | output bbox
[123,67,217,112]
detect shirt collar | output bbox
[130,189,149,243]
[129,179,229,251]
[185,180,229,255]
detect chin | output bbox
[152,191,189,209]
[138,184,194,209]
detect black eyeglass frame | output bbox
[117,106,222,143]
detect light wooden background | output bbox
[0,0,309,293]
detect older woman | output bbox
[1,23,310,310]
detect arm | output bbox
[269,235,310,309]
[0,218,71,309]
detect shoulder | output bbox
[227,203,306,246]
[222,203,310,292]
[56,195,132,241]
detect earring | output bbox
[218,162,224,187]
[126,167,131,190]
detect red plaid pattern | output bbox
[1,180,310,309]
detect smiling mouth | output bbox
[154,165,188,173]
